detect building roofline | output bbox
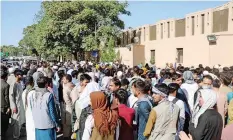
[121,1,231,32]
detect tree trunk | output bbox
[72,51,78,61]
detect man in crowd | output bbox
[10,70,25,140]
[1,60,233,140]
[62,74,74,140]
[168,83,186,139]
[30,76,61,140]
[1,68,11,140]
[144,83,179,140]
[132,79,153,140]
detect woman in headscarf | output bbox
[189,89,223,140]
[82,91,119,140]
[181,71,199,112]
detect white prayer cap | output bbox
[37,67,47,77]
[14,66,19,69]
[190,66,195,70]
[117,71,123,79]
[203,70,209,76]
[8,67,15,74]
[88,62,93,65]
[22,63,28,68]
[53,65,58,70]
[213,65,219,69]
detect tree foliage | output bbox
[100,37,117,62]
[19,1,130,60]
[0,45,25,56]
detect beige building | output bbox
[116,1,233,68]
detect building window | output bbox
[232,7,233,20]
[191,16,195,35]
[175,18,186,37]
[201,14,205,34]
[167,22,170,38]
[213,8,229,33]
[150,50,155,64]
[126,32,128,45]
[149,25,156,41]
[176,48,183,63]
[161,23,163,39]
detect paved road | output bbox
[4,124,63,140]
[4,123,26,140]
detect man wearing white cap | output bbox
[117,71,123,81]
[52,65,58,71]
[7,67,16,100]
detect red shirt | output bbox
[118,104,135,140]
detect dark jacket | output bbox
[1,79,10,112]
[189,109,223,140]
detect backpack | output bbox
[172,98,179,104]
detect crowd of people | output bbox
[1,60,233,140]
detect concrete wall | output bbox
[117,1,233,68]
[133,45,145,66]
[115,47,133,66]
[144,33,233,68]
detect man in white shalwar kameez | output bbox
[21,76,35,140]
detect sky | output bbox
[1,1,229,46]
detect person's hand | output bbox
[179,131,193,140]
[47,87,53,93]
[13,108,17,114]
[6,108,11,115]
[56,127,61,133]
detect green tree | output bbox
[0,45,23,56]
[19,1,130,61]
[100,37,117,62]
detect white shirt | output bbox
[82,115,119,140]
[168,96,185,119]
[181,83,198,112]
[67,69,74,75]
[127,94,138,108]
[101,76,112,90]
